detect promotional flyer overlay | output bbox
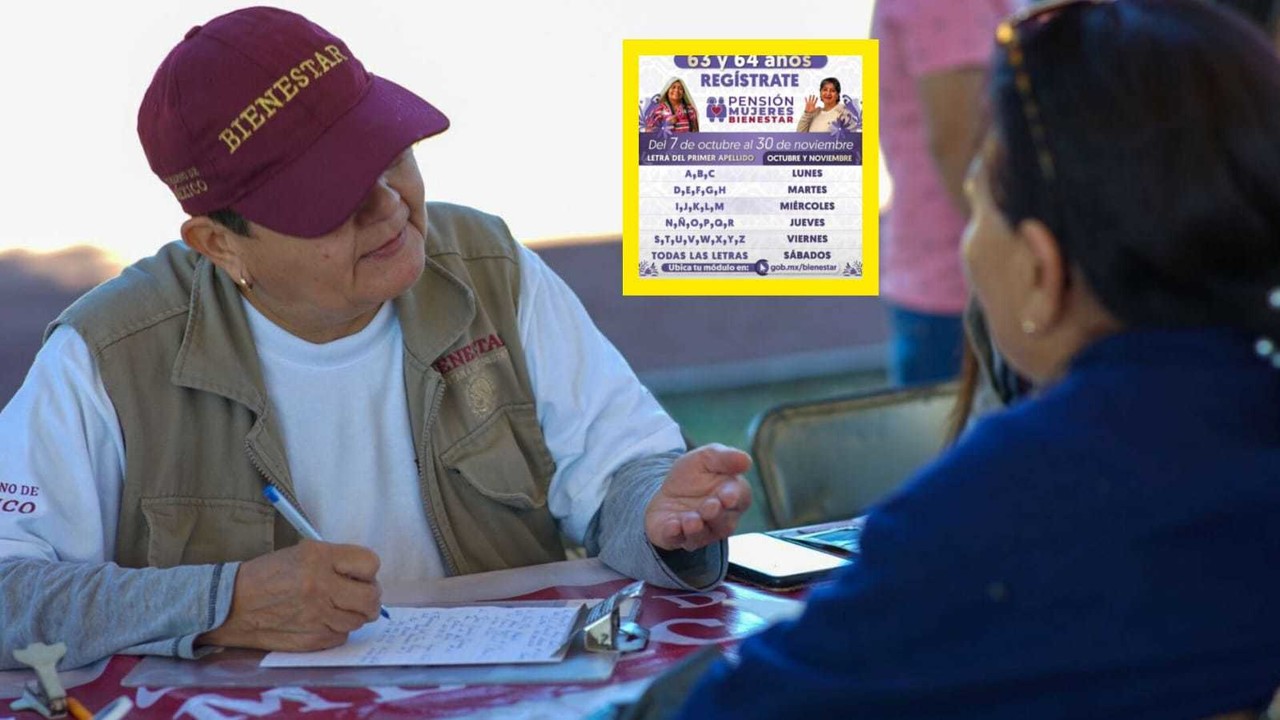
[624,40,879,296]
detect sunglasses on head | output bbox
[995,0,1117,183]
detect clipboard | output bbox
[122,583,650,688]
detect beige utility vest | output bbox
[51,203,564,575]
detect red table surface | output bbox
[5,579,805,719]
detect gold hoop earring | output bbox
[1021,318,1038,335]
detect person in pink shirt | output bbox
[873,0,1017,385]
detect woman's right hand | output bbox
[804,95,818,113]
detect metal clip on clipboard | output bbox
[579,580,648,653]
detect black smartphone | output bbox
[727,532,852,589]
[785,525,862,556]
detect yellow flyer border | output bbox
[622,39,879,297]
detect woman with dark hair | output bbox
[796,77,857,132]
[946,0,1280,443]
[643,78,699,133]
[665,1,1280,717]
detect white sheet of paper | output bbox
[261,605,583,668]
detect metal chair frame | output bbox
[750,381,959,528]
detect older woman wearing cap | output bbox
[660,1,1280,717]
[0,7,750,668]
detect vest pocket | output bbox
[140,497,275,568]
[441,403,555,510]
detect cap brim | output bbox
[234,75,449,238]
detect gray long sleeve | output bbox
[2,449,724,672]
[0,558,238,670]
[586,451,727,591]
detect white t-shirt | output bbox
[243,299,443,583]
[0,245,685,583]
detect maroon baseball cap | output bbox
[138,6,449,238]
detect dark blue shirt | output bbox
[678,328,1280,719]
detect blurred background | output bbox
[0,0,892,533]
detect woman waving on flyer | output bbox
[796,77,857,132]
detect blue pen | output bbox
[263,484,391,620]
